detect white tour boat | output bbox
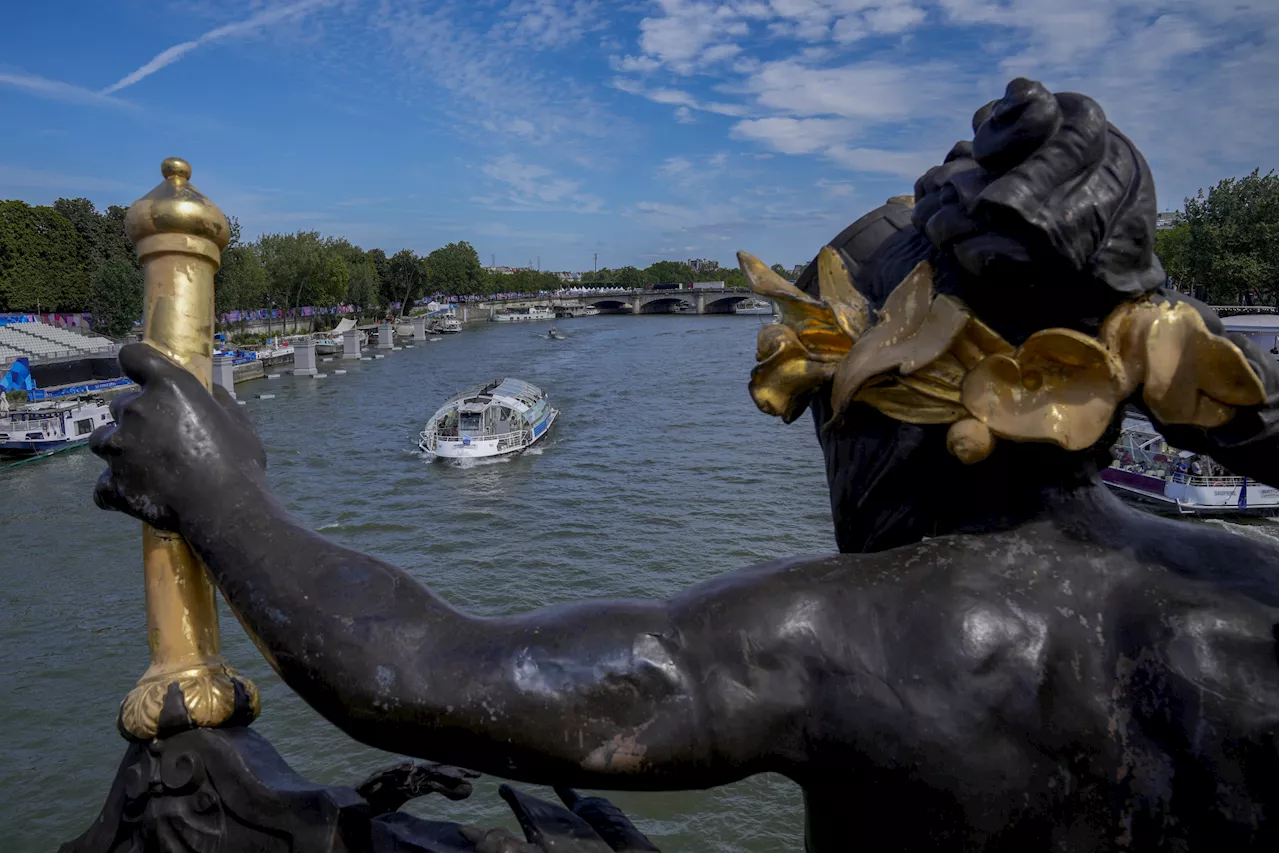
[555,305,599,319]
[491,306,555,323]
[418,378,558,459]
[428,314,462,334]
[1101,413,1277,516]
[0,397,114,457]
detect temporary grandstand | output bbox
[0,320,116,364]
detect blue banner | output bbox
[28,377,134,401]
[2,357,37,393]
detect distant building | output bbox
[687,258,719,272]
[1156,211,1180,231]
[791,263,808,278]
[552,271,582,282]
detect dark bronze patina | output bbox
[81,80,1277,852]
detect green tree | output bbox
[30,206,83,311]
[313,246,351,315]
[424,241,483,297]
[615,266,648,290]
[90,258,144,338]
[1153,222,1190,295]
[389,248,423,315]
[367,248,393,308]
[52,197,109,307]
[1160,169,1279,305]
[0,200,41,311]
[259,231,328,331]
[770,263,789,279]
[645,260,693,284]
[216,242,268,324]
[346,258,380,310]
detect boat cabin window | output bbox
[460,412,483,433]
[75,418,93,436]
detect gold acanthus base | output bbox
[119,664,260,741]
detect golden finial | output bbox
[125,157,230,259]
[118,158,258,740]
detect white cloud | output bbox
[817,177,856,197]
[636,0,750,74]
[374,1,622,149]
[657,156,694,177]
[731,116,936,178]
[102,0,336,93]
[744,59,948,119]
[673,105,697,123]
[730,116,856,154]
[824,145,935,179]
[865,3,926,33]
[612,54,663,72]
[477,154,604,212]
[611,77,753,117]
[496,0,606,48]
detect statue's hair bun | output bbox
[912,78,1166,304]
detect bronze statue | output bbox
[83,79,1276,851]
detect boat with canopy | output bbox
[418,378,558,459]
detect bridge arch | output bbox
[701,293,750,314]
[638,296,690,314]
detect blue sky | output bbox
[1,1,1276,272]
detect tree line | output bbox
[578,259,752,289]
[1154,168,1277,306]
[0,196,769,340]
[0,197,510,336]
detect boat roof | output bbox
[432,378,546,420]
[1220,314,1278,332]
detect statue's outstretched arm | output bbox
[90,344,809,789]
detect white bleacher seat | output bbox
[0,321,115,360]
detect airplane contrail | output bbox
[102,0,332,94]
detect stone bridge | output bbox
[477,288,759,315]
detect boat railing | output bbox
[420,427,528,450]
[1169,472,1250,487]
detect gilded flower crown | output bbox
[739,246,1266,464]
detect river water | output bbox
[1,314,829,851]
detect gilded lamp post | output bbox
[118,158,259,740]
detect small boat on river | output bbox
[314,336,342,355]
[0,397,114,457]
[418,378,558,459]
[1101,413,1278,516]
[432,315,462,334]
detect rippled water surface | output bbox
[1,314,830,851]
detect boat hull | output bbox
[0,436,90,457]
[1101,468,1279,517]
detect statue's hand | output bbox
[90,343,267,530]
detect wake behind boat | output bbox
[418,378,558,459]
